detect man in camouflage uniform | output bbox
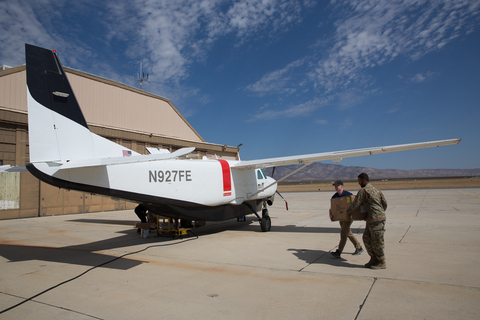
[347,173,387,269]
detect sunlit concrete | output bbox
[1,188,479,319]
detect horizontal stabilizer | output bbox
[0,165,28,173]
[49,147,196,170]
[231,139,461,170]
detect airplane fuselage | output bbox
[26,158,277,221]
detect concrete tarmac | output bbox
[1,188,479,319]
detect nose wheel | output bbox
[260,207,271,232]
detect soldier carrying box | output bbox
[347,173,388,269]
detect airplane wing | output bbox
[41,147,196,170]
[230,139,461,170]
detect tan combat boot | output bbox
[364,256,378,268]
[370,259,386,269]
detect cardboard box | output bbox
[330,195,367,221]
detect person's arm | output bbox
[347,189,364,213]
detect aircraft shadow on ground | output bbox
[0,243,143,270]
[0,229,189,270]
[288,248,365,269]
[0,217,364,269]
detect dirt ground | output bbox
[277,177,480,192]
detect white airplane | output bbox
[2,44,461,232]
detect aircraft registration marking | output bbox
[149,170,192,183]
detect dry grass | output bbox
[277,177,480,192]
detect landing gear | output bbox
[260,207,271,232]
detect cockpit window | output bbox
[261,169,267,179]
[257,170,264,179]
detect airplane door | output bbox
[256,169,265,191]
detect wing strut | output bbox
[247,163,310,199]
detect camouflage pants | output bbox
[363,221,386,261]
[338,221,361,253]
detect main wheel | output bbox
[260,216,271,232]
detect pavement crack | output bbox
[298,250,332,272]
[399,225,411,243]
[354,277,377,320]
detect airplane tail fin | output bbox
[25,44,138,163]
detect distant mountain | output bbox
[264,163,480,182]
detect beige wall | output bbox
[67,71,204,142]
[0,67,27,113]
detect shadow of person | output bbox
[288,248,364,269]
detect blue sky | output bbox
[1,0,479,170]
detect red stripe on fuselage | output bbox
[217,159,231,196]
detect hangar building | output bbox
[0,65,239,220]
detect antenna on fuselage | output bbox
[135,62,150,90]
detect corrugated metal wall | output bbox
[67,72,203,142]
[0,69,27,113]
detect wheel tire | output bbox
[260,216,271,232]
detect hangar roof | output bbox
[0,65,204,143]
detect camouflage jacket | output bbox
[347,183,387,222]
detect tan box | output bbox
[330,195,367,221]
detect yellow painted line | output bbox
[298,212,310,216]
[454,190,480,199]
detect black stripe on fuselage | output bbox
[25,44,89,129]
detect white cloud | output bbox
[335,88,378,109]
[245,59,305,95]
[247,97,331,122]
[225,0,310,38]
[384,107,400,114]
[410,71,437,83]
[311,0,480,91]
[243,0,479,112]
[104,0,315,87]
[2,0,478,120]
[0,0,61,65]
